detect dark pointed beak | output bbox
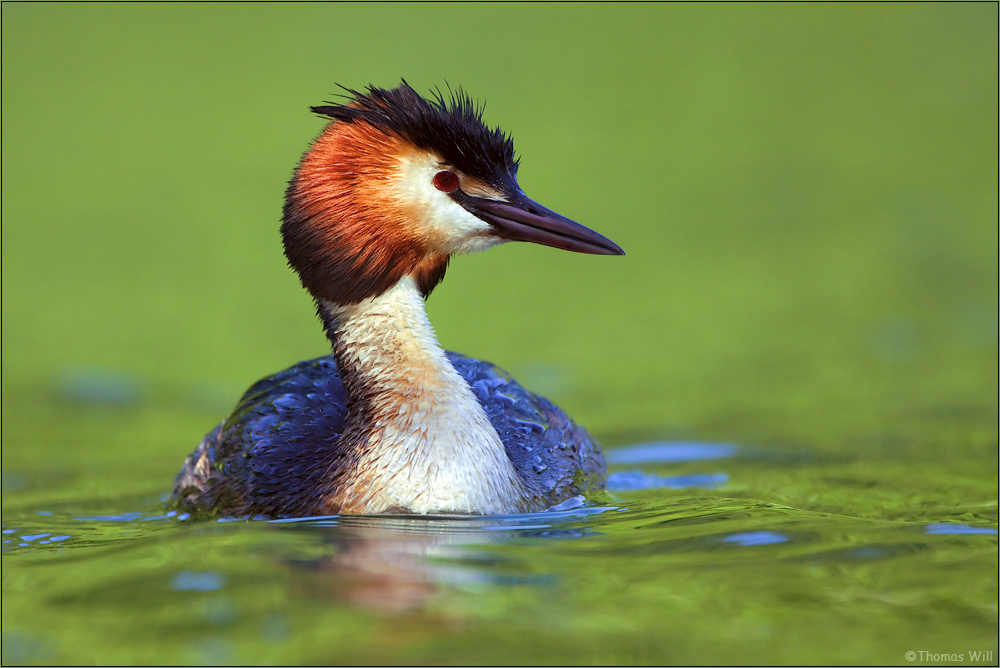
[462,192,624,256]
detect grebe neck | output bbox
[320,276,524,514]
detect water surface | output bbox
[3,436,997,665]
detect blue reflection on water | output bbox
[74,511,146,522]
[56,367,143,406]
[172,570,226,592]
[268,515,341,524]
[1,631,56,665]
[606,441,738,465]
[925,523,997,535]
[722,531,788,546]
[544,495,587,512]
[607,471,729,491]
[19,533,50,542]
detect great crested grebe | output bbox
[171,82,624,517]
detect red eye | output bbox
[433,171,459,192]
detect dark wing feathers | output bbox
[446,352,606,504]
[171,354,605,518]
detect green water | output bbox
[2,4,997,665]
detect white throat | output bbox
[324,277,524,514]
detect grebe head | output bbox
[282,81,624,306]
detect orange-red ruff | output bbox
[284,121,448,305]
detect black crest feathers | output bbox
[312,81,519,189]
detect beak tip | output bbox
[597,240,625,256]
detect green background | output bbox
[2,3,997,665]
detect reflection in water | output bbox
[604,441,737,492]
[1,433,996,666]
[55,366,144,407]
[171,570,226,592]
[1,631,57,666]
[605,441,738,465]
[1,478,997,666]
[721,531,788,546]
[607,471,729,490]
[277,508,612,613]
[925,523,998,535]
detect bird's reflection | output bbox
[281,504,608,613]
[292,516,514,612]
